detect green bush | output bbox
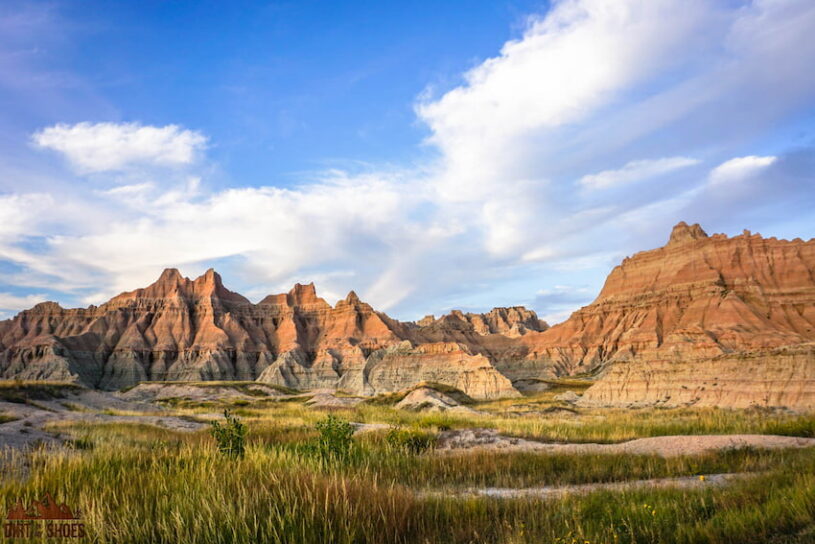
[312,415,355,462]
[385,426,437,454]
[209,410,247,459]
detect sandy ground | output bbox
[436,428,815,457]
[421,472,751,500]
[0,389,207,450]
[305,392,366,409]
[117,383,285,403]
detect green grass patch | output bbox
[1,437,813,543]
[0,381,84,403]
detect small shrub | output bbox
[209,410,247,459]
[385,426,437,454]
[312,415,355,462]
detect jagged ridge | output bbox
[2,222,814,409]
[0,269,545,399]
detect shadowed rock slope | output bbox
[2,222,814,408]
[0,269,545,398]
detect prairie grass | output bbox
[1,437,813,543]
[350,403,815,443]
[155,392,815,443]
[3,383,815,543]
[37,419,815,490]
[0,381,84,403]
[122,380,815,443]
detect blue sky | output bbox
[1,0,814,323]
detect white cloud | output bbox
[579,157,699,190]
[0,193,52,242]
[32,122,207,173]
[0,292,47,313]
[100,182,156,196]
[418,0,714,198]
[709,155,777,185]
[33,170,420,306]
[3,0,815,322]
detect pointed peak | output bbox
[345,290,361,304]
[668,221,708,245]
[196,268,223,286]
[287,282,324,306]
[110,268,189,302]
[157,268,184,284]
[191,268,249,303]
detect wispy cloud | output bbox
[579,157,699,190]
[709,155,777,186]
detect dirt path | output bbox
[421,472,751,500]
[436,428,815,457]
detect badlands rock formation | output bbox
[1,222,813,409]
[526,222,815,409]
[0,269,542,399]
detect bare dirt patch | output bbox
[395,386,478,414]
[436,428,815,457]
[305,392,365,409]
[423,472,751,500]
[0,389,206,450]
[117,382,286,403]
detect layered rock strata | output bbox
[523,223,815,409]
[0,270,543,399]
[3,222,814,409]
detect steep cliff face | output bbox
[580,344,815,410]
[522,222,815,409]
[0,270,542,399]
[4,221,813,408]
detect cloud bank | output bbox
[2,0,815,321]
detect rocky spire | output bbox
[191,268,250,303]
[668,221,709,246]
[287,282,322,306]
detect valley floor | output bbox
[1,380,814,543]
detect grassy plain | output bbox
[1,382,814,543]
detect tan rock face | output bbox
[363,341,520,400]
[524,222,815,410]
[3,221,813,408]
[418,308,548,337]
[0,270,541,399]
[579,344,815,410]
